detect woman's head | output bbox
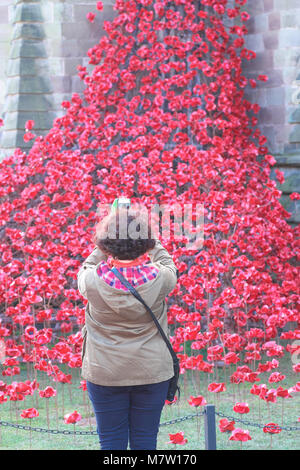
[95,208,156,260]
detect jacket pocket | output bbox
[81,326,87,361]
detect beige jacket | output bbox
[77,239,177,386]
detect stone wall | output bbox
[0,0,117,153]
[0,1,13,117]
[243,0,300,225]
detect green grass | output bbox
[0,360,299,450]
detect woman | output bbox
[77,208,178,450]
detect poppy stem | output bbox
[9,400,12,421]
[184,369,187,400]
[196,414,201,442]
[83,389,90,423]
[206,372,209,397]
[61,383,65,417]
[87,399,92,432]
[54,392,59,428]
[14,402,18,435]
[68,380,72,404]
[34,369,39,408]
[281,398,284,427]
[46,399,50,430]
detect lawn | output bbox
[0,359,299,450]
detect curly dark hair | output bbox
[95,209,156,260]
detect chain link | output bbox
[0,420,98,435]
[0,412,205,435]
[159,411,205,427]
[215,411,300,432]
[1,409,299,436]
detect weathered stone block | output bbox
[265,86,285,106]
[245,33,264,53]
[279,29,300,48]
[276,152,300,165]
[73,4,94,23]
[281,13,299,28]
[260,125,277,152]
[44,38,63,57]
[264,0,274,12]
[7,76,52,94]
[4,110,55,130]
[0,6,9,23]
[270,166,300,192]
[275,0,300,8]
[265,70,285,88]
[254,14,269,32]
[274,48,300,68]
[6,57,50,78]
[61,39,81,58]
[289,124,300,143]
[48,57,64,75]
[268,11,281,30]
[68,38,98,58]
[243,51,274,71]
[0,24,12,43]
[62,21,103,40]
[14,3,43,23]
[3,93,54,112]
[40,2,54,23]
[0,129,30,150]
[53,3,73,23]
[10,41,48,59]
[15,0,41,4]
[50,76,72,93]
[248,0,264,15]
[279,194,300,223]
[64,57,83,76]
[289,107,300,124]
[260,106,285,124]
[13,23,45,41]
[263,31,279,49]
[71,75,85,93]
[43,23,62,40]
[0,42,11,56]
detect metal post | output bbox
[204,404,217,450]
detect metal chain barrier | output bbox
[215,411,300,432]
[1,408,299,449]
[0,420,98,435]
[0,411,205,436]
[160,411,205,427]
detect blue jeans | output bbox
[86,379,170,450]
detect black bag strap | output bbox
[111,266,179,365]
